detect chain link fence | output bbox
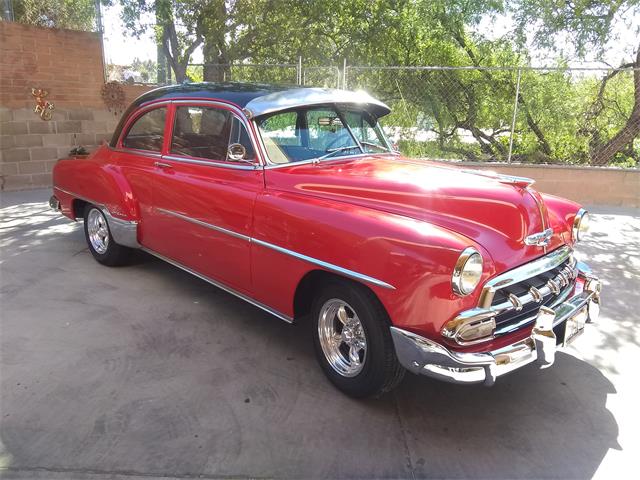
[4,0,636,167]
[345,66,639,167]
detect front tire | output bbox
[83,205,132,266]
[312,280,405,398]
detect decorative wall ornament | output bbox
[32,88,54,120]
[101,81,126,116]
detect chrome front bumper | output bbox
[390,273,601,386]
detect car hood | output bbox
[265,155,569,271]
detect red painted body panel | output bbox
[51,96,583,355]
[149,160,263,291]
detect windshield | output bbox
[256,105,391,164]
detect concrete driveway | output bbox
[1,188,638,479]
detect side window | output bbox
[122,107,166,151]
[171,106,232,161]
[259,111,300,146]
[227,117,255,161]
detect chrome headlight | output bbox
[452,248,483,296]
[572,209,589,242]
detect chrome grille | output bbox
[490,257,577,335]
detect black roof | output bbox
[131,82,292,109]
[110,82,291,147]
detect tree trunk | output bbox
[203,40,230,82]
[590,47,640,166]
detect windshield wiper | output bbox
[313,145,362,162]
[358,140,389,152]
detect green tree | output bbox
[510,0,640,165]
[3,0,97,31]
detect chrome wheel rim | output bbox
[87,208,109,254]
[318,299,367,377]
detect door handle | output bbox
[154,161,172,169]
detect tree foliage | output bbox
[3,0,97,31]
[41,0,640,166]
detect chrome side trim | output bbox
[155,207,395,290]
[478,245,572,308]
[161,154,260,171]
[251,237,396,290]
[103,211,140,248]
[53,187,140,248]
[141,248,293,324]
[155,208,251,242]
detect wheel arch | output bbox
[293,269,390,324]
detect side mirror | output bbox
[227,143,247,162]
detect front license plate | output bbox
[563,306,588,346]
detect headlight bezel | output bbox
[452,247,483,296]
[572,208,589,243]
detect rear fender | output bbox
[52,147,140,248]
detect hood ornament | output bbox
[525,228,553,247]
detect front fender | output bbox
[249,190,496,340]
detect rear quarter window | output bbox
[122,107,167,152]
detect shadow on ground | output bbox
[0,191,636,479]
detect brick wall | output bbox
[441,162,640,208]
[0,21,151,190]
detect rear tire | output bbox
[311,280,405,398]
[83,205,132,266]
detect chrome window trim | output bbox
[161,155,260,171]
[255,105,393,168]
[156,207,395,290]
[118,101,172,154]
[141,247,293,324]
[169,99,266,167]
[110,147,163,159]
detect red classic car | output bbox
[50,83,601,397]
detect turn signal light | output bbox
[443,316,496,344]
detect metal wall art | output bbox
[32,88,54,120]
[101,81,126,116]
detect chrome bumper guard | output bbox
[391,272,601,386]
[49,195,60,211]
